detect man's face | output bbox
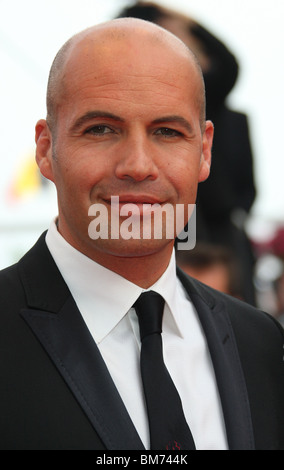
[36,34,213,262]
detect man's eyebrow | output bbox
[70,111,125,132]
[151,115,194,133]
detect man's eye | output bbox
[155,127,182,137]
[85,125,113,135]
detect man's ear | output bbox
[35,119,55,183]
[198,120,214,183]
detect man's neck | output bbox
[91,247,174,288]
[63,239,173,287]
[56,218,175,288]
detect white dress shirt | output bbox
[45,219,228,450]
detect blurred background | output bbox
[1,0,284,321]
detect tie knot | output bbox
[134,291,165,341]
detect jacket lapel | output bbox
[177,268,255,450]
[18,234,144,450]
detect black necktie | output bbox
[134,291,196,450]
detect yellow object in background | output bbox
[8,154,41,201]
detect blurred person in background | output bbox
[175,243,242,299]
[117,1,257,305]
[272,228,284,325]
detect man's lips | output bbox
[103,195,165,205]
[102,195,167,216]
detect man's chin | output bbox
[89,237,174,260]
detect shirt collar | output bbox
[45,219,183,343]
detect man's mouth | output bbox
[103,195,166,215]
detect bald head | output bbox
[46,18,206,133]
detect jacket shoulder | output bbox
[0,263,26,307]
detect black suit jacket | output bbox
[0,233,283,450]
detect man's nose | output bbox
[114,134,159,182]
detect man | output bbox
[0,18,283,450]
